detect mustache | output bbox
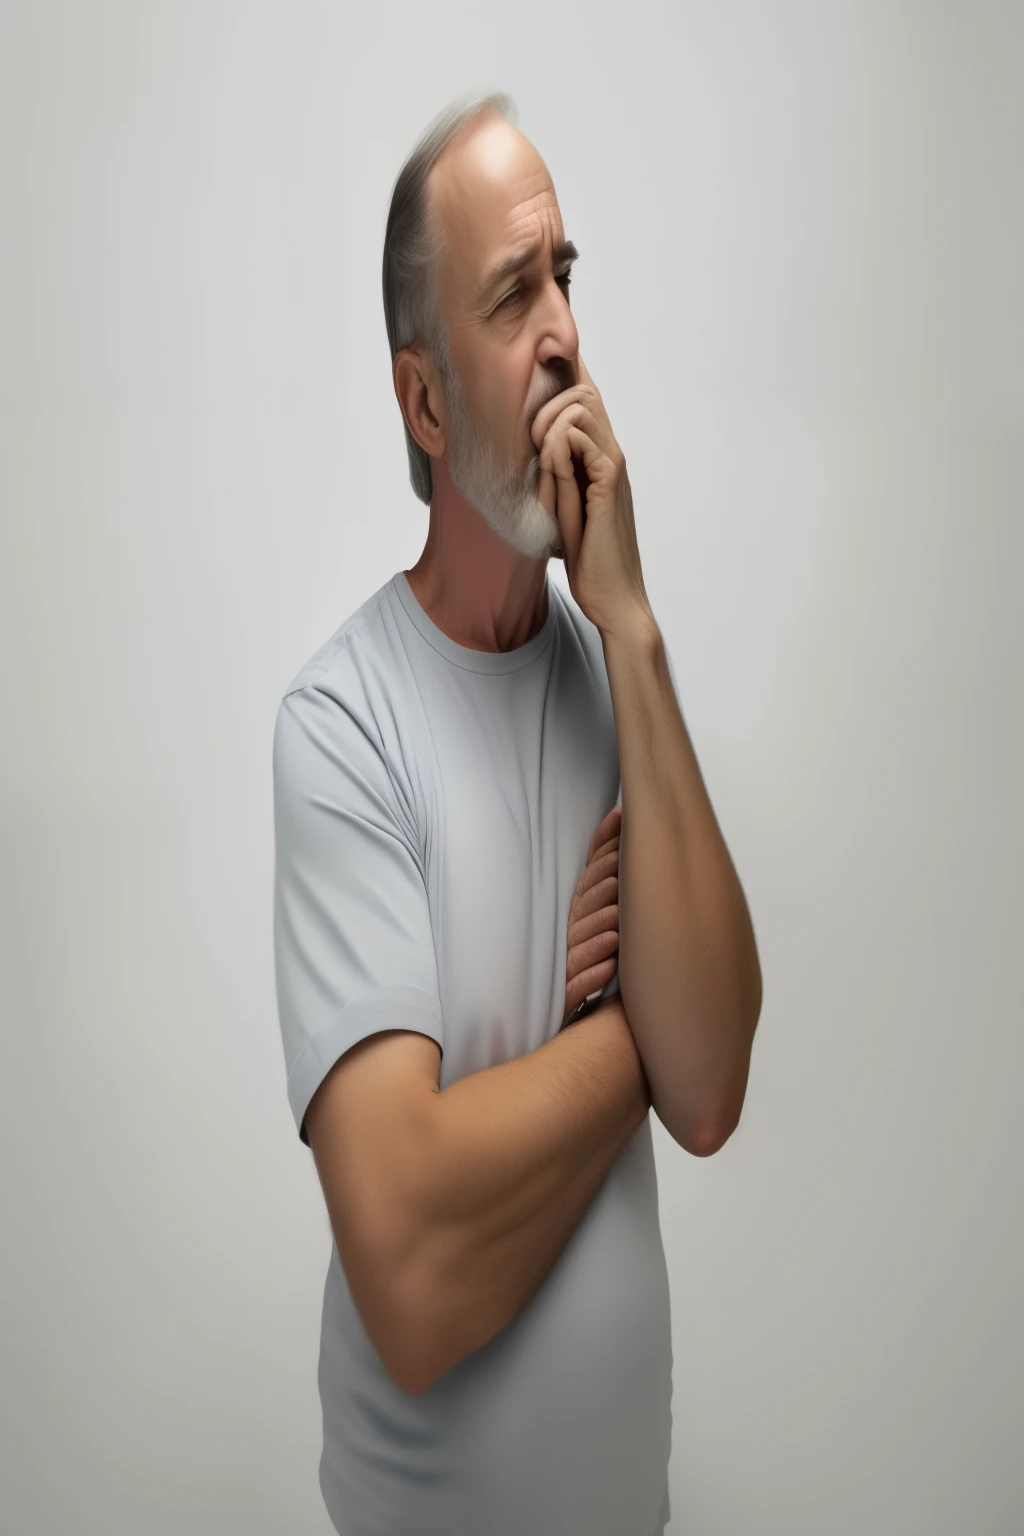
[527,364,577,434]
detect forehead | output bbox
[431,118,563,299]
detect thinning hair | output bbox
[382,90,518,505]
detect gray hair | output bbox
[382,90,518,505]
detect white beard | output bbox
[438,353,564,562]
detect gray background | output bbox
[2,2,1021,1532]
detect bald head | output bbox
[427,115,565,333]
[391,99,578,555]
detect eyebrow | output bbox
[477,238,579,305]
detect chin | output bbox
[494,499,558,562]
[521,500,561,562]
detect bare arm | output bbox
[602,613,762,1154]
[307,810,636,1397]
[393,997,649,1395]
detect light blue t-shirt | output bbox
[272,567,673,1536]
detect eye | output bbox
[496,272,573,310]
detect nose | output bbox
[537,282,578,375]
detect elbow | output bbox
[684,1114,738,1158]
[694,1079,749,1156]
[372,1285,430,1396]
[389,1331,450,1399]
[684,1022,756,1156]
[388,1359,434,1398]
[659,1103,733,1157]
[382,1319,437,1398]
[662,1088,744,1158]
[380,1266,450,1399]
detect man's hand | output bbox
[562,806,622,1027]
[530,355,653,642]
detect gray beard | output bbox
[438,354,564,562]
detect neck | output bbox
[404,464,551,654]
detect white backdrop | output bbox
[2,3,1022,1532]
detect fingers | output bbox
[537,460,556,524]
[565,807,621,1022]
[571,873,618,926]
[530,376,597,453]
[540,416,585,570]
[563,957,617,1022]
[588,807,621,859]
[574,848,618,899]
[566,926,619,984]
[567,901,619,950]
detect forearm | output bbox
[395,998,649,1394]
[601,613,762,1152]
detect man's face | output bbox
[429,116,580,560]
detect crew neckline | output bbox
[392,569,558,675]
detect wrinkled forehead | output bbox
[430,118,562,310]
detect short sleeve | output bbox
[272,684,443,1146]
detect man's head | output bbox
[383,93,579,560]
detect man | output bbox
[272,90,762,1536]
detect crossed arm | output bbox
[302,626,758,1394]
[602,615,762,1155]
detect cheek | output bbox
[478,343,535,453]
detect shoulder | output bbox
[273,578,424,832]
[273,582,397,781]
[278,578,397,700]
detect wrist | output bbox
[598,602,660,654]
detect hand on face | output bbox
[529,356,653,640]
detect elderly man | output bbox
[272,90,762,1536]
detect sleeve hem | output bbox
[286,984,444,1147]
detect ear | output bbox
[394,348,447,459]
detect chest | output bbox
[420,662,619,1066]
